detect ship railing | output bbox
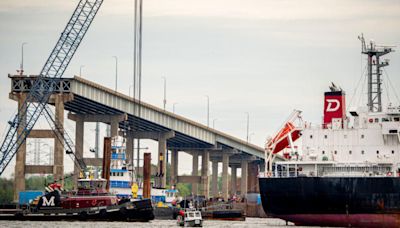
[261,167,395,178]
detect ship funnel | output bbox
[323,85,346,129]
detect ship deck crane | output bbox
[0,0,104,176]
[265,110,303,176]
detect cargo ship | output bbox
[259,35,400,227]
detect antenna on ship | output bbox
[358,33,395,112]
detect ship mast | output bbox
[358,34,394,112]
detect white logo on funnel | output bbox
[326,99,340,112]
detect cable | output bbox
[382,73,391,105]
[348,64,368,109]
[357,73,368,107]
[383,68,400,105]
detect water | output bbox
[0,218,306,228]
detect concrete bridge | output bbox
[10,75,280,200]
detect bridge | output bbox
[9,74,279,200]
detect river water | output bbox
[0,218,313,228]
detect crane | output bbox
[0,0,104,176]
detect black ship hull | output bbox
[259,177,400,227]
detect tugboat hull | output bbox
[0,199,154,222]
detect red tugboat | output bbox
[1,178,154,221]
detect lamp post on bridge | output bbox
[205,95,210,127]
[246,112,250,143]
[162,76,167,111]
[113,56,118,91]
[213,118,217,129]
[19,42,28,76]
[79,65,85,77]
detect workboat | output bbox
[0,179,154,221]
[109,137,178,203]
[176,208,203,227]
[259,35,400,227]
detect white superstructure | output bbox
[266,35,400,178]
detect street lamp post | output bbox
[162,76,167,110]
[173,102,178,113]
[129,84,134,97]
[205,95,210,127]
[249,132,255,143]
[113,56,118,91]
[19,42,28,75]
[246,112,250,143]
[79,65,85,77]
[213,118,218,129]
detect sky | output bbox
[0,0,399,178]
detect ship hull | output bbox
[259,177,400,227]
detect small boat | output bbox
[176,208,203,227]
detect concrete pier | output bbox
[230,165,238,196]
[221,153,230,200]
[247,161,259,193]
[13,93,27,201]
[211,160,218,197]
[200,150,209,198]
[170,150,178,186]
[240,160,248,197]
[192,151,199,195]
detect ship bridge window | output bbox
[382,118,390,122]
[324,135,327,139]
[361,134,365,139]
[310,135,313,139]
[375,118,379,123]
[361,150,365,155]
[394,117,400,122]
[349,150,352,155]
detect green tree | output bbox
[0,178,14,203]
[176,183,191,197]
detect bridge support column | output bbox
[240,160,248,197]
[73,115,84,189]
[14,93,27,201]
[221,153,230,200]
[192,151,199,195]
[126,136,134,164]
[247,161,259,193]
[158,137,167,188]
[200,150,209,198]
[110,118,119,138]
[211,161,218,197]
[230,165,237,196]
[53,94,65,186]
[171,150,178,186]
[156,131,174,188]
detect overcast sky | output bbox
[0,0,399,178]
